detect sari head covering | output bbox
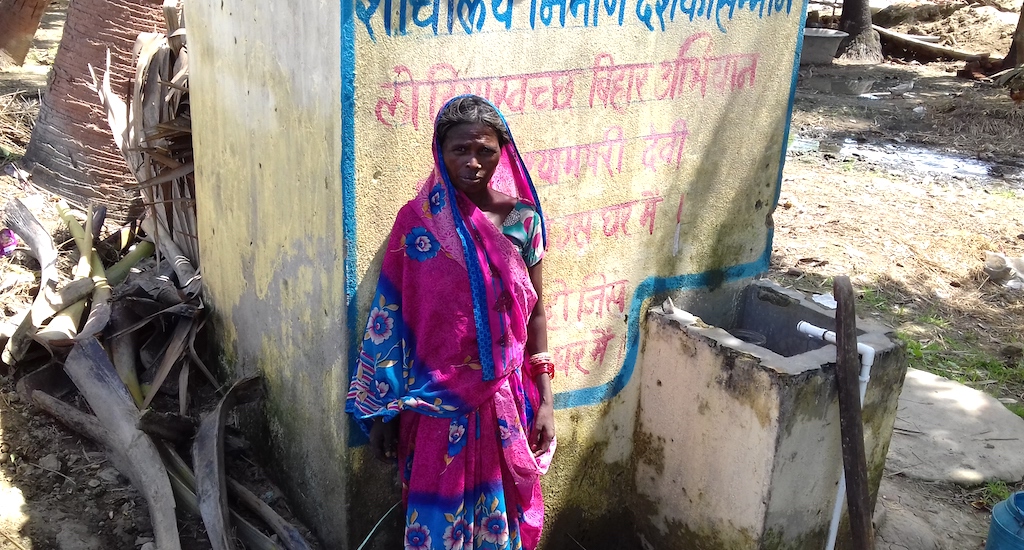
[432,95,547,382]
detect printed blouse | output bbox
[501,202,544,267]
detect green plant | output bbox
[983,481,1012,507]
[917,314,950,328]
[0,145,19,163]
[899,330,1024,393]
[859,288,891,311]
[1006,403,1024,421]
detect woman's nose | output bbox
[467,157,481,169]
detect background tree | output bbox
[1002,1,1024,69]
[22,0,164,221]
[0,0,52,67]
[837,0,884,63]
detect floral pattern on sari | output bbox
[347,95,553,550]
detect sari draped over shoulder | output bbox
[346,96,554,550]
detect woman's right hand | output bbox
[369,417,399,463]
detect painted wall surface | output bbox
[188,0,809,546]
[185,1,349,547]
[346,0,808,411]
[343,1,809,546]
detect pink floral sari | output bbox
[347,96,554,550]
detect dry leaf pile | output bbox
[0,91,38,161]
[1,2,317,548]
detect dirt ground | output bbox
[1,0,1024,548]
[770,20,1024,548]
[866,0,1022,56]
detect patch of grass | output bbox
[859,288,896,313]
[1006,403,1024,420]
[897,332,1024,395]
[917,314,950,329]
[897,333,944,369]
[983,481,1012,508]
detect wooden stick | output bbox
[137,408,197,443]
[874,24,987,61]
[226,477,315,550]
[834,276,875,550]
[0,527,30,550]
[141,317,192,409]
[28,461,76,484]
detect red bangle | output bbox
[531,361,555,379]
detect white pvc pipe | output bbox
[796,321,876,550]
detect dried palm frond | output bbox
[992,65,1024,106]
[89,0,199,284]
[992,65,1024,89]
[0,91,39,160]
[87,0,203,413]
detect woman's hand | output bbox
[525,260,555,457]
[530,398,555,457]
[369,417,399,463]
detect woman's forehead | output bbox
[444,122,500,143]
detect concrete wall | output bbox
[185,1,349,546]
[186,0,810,546]
[629,283,907,549]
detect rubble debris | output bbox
[0,1,321,547]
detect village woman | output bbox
[346,94,556,550]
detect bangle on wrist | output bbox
[529,352,553,366]
[531,361,555,380]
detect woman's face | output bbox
[441,122,501,195]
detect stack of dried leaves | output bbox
[0,91,39,161]
[928,87,1024,157]
[0,2,317,549]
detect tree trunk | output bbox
[1003,1,1024,70]
[22,0,164,223]
[0,0,51,67]
[838,0,884,63]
